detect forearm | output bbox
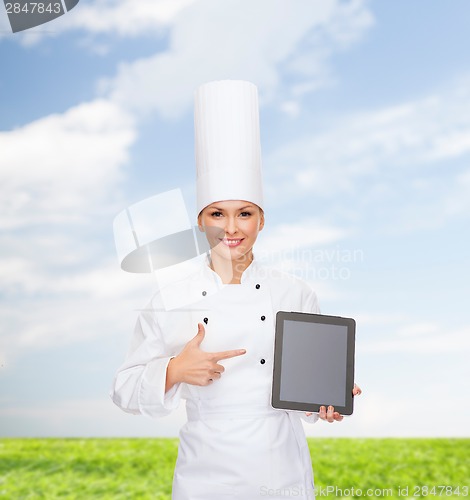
[111,364,146,414]
[112,356,182,418]
[165,357,180,393]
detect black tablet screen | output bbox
[279,320,348,407]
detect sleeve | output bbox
[110,298,184,418]
[301,284,320,315]
[299,412,319,423]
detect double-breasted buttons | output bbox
[260,315,266,321]
[255,284,260,289]
[202,291,207,296]
[203,317,208,324]
[260,358,266,365]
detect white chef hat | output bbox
[194,80,264,214]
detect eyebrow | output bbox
[209,205,254,211]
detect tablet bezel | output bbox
[271,311,356,416]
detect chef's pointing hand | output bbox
[165,323,246,391]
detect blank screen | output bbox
[279,320,348,407]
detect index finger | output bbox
[209,348,246,361]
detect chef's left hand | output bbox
[318,405,343,422]
[306,383,362,422]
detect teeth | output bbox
[222,239,241,246]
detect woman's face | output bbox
[198,200,264,263]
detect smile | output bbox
[220,238,244,247]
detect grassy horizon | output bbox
[1,438,468,498]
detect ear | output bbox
[259,210,265,231]
[197,212,205,232]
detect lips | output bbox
[220,238,244,247]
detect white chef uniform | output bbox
[111,80,321,499]
[111,253,320,499]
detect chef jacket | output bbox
[111,254,321,499]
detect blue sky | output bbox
[1,0,469,438]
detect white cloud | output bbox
[362,325,470,354]
[0,293,149,372]
[255,219,347,278]
[266,76,470,195]
[0,9,11,35]
[385,166,470,232]
[304,388,469,438]
[0,257,35,293]
[356,316,444,339]
[257,219,347,255]
[280,100,301,118]
[354,312,409,326]
[0,397,187,437]
[0,255,155,364]
[3,0,373,62]
[264,75,470,233]
[356,313,470,356]
[0,97,147,364]
[253,219,350,298]
[101,0,373,118]
[0,254,150,300]
[440,169,470,219]
[0,0,196,44]
[396,322,439,337]
[0,99,136,228]
[60,0,197,36]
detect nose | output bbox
[225,216,238,235]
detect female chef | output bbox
[111,80,361,500]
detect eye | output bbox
[239,211,252,217]
[210,211,223,217]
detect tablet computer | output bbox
[272,311,356,415]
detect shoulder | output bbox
[254,261,320,313]
[254,260,313,290]
[147,254,219,311]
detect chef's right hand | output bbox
[165,323,246,391]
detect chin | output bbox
[212,244,251,261]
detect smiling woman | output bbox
[197,200,265,284]
[111,80,360,500]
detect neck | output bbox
[209,251,253,284]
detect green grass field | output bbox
[0,438,468,499]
